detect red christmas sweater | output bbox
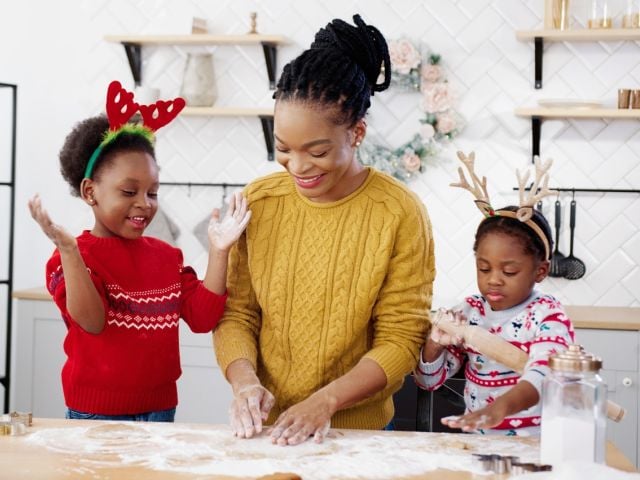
[46,231,227,415]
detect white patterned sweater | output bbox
[414,291,575,436]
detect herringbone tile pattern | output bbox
[34,0,640,306]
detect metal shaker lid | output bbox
[549,344,602,372]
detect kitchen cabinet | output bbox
[10,289,233,424]
[574,327,640,468]
[105,34,288,161]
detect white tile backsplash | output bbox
[2,0,638,308]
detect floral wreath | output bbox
[357,38,462,183]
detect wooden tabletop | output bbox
[0,418,635,479]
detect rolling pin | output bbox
[432,311,625,422]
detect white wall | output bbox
[1,0,639,309]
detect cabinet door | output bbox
[11,299,66,417]
[575,328,639,467]
[12,299,234,424]
[176,324,233,424]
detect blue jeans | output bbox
[66,407,176,422]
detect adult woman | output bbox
[213,14,435,445]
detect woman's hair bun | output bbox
[310,14,390,95]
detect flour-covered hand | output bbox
[208,191,251,252]
[269,391,334,446]
[441,402,505,432]
[229,380,275,439]
[430,308,466,347]
[28,194,77,252]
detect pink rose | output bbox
[421,82,453,113]
[401,151,422,173]
[420,123,435,140]
[421,64,441,84]
[436,112,456,135]
[389,39,421,75]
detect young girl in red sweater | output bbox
[28,81,251,422]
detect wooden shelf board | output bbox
[516,28,640,41]
[515,107,640,119]
[105,34,288,45]
[182,106,273,117]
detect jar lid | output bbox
[549,344,602,372]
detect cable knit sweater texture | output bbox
[46,232,227,415]
[213,168,435,429]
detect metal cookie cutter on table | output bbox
[0,411,32,436]
[472,453,552,475]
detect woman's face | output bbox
[274,101,366,203]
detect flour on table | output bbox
[26,422,540,479]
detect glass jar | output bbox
[588,0,613,28]
[540,345,606,467]
[622,0,640,27]
[552,0,571,30]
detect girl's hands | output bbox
[208,192,251,252]
[441,402,507,432]
[28,194,77,252]
[269,391,334,446]
[430,308,466,347]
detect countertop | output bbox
[12,288,640,330]
[0,418,635,479]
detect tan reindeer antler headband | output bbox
[452,151,554,260]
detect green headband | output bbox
[83,124,155,179]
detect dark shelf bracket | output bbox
[122,42,142,86]
[534,37,543,89]
[261,42,278,89]
[259,115,275,161]
[531,116,542,162]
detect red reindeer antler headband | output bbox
[84,81,185,179]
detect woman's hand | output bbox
[28,194,77,252]
[227,360,275,439]
[269,391,335,446]
[208,192,251,252]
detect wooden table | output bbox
[0,418,636,479]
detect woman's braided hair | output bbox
[274,14,391,126]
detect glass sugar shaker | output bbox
[540,344,606,467]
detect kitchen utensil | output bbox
[561,199,586,279]
[433,311,625,422]
[549,200,566,277]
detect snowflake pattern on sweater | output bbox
[414,291,575,436]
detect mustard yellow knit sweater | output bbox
[213,168,435,429]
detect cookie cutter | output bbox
[0,411,32,436]
[472,453,552,475]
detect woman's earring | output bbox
[355,141,361,147]
[88,198,95,205]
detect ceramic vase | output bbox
[180,53,216,106]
